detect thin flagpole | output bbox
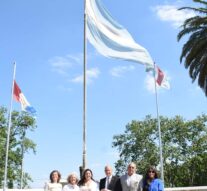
[82,0,87,172]
[153,62,164,184]
[3,62,16,191]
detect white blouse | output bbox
[44,182,62,191]
[79,180,99,191]
[63,184,80,191]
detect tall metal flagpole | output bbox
[153,62,164,184]
[82,0,87,174]
[3,62,16,191]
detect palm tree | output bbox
[177,0,207,96]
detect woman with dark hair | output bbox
[143,166,164,191]
[44,170,62,191]
[78,169,99,191]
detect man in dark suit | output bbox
[99,165,119,191]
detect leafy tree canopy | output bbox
[0,106,37,188]
[112,114,207,187]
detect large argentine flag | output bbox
[13,80,36,115]
[86,0,154,67]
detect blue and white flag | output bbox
[86,0,154,67]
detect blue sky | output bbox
[0,0,206,188]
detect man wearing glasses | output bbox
[115,162,143,191]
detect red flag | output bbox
[156,66,164,85]
[13,80,21,102]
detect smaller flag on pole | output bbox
[146,65,170,89]
[13,80,36,115]
[155,65,170,89]
[156,66,164,86]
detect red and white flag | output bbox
[155,66,170,89]
[13,80,36,115]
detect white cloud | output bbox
[110,65,135,77]
[67,54,82,64]
[153,4,196,28]
[71,67,100,84]
[57,85,72,92]
[145,74,156,93]
[50,54,82,76]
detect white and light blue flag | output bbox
[86,0,154,67]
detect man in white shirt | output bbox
[115,162,143,191]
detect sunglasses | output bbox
[148,171,155,173]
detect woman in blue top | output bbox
[143,166,164,191]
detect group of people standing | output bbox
[44,162,164,191]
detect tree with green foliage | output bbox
[112,115,207,187]
[177,0,207,96]
[0,106,36,188]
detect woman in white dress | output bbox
[78,169,99,191]
[44,170,62,191]
[63,172,79,191]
